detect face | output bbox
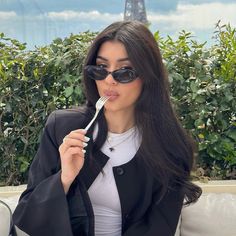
[94,40,143,115]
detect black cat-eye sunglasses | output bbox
[84,65,139,84]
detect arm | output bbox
[13,111,88,236]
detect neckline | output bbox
[108,126,136,138]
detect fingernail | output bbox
[82,149,86,154]
[84,136,90,142]
[83,142,88,147]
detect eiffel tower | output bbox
[124,0,148,24]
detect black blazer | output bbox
[13,109,184,236]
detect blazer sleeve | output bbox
[124,187,184,236]
[13,111,74,236]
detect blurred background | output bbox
[1,0,236,49]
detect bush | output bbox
[0,23,235,185]
[0,32,96,185]
[155,22,236,180]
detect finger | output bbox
[67,131,90,142]
[63,136,88,148]
[59,140,86,156]
[59,143,66,155]
[66,146,86,157]
[70,129,87,135]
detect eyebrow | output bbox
[96,55,130,62]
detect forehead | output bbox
[97,40,128,59]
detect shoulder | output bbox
[47,107,88,125]
[45,107,90,143]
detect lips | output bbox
[104,90,119,97]
[104,90,119,100]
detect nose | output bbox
[104,71,117,85]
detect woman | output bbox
[13,21,201,236]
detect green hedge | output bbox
[156,23,236,180]
[0,32,96,185]
[0,23,235,185]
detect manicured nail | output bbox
[83,142,88,147]
[82,149,86,154]
[84,136,90,142]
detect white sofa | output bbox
[0,181,236,236]
[175,180,236,236]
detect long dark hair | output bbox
[83,21,201,204]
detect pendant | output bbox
[109,147,115,152]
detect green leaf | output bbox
[190,82,198,92]
[20,136,28,144]
[5,103,12,112]
[64,86,74,98]
[226,129,236,141]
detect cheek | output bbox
[122,79,143,103]
[132,79,143,98]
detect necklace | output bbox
[106,127,136,152]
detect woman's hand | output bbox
[59,129,90,193]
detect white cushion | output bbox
[180,193,236,236]
[0,186,29,236]
[0,195,21,212]
[0,200,11,236]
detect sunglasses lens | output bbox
[113,69,137,83]
[84,65,138,83]
[84,66,107,80]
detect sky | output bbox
[0,0,236,49]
